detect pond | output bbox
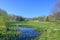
[14,28,40,40]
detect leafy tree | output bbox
[0,9,10,30]
[0,16,5,26]
[0,9,7,16]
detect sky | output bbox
[0,0,57,18]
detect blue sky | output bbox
[0,0,57,18]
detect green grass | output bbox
[0,21,60,40]
[15,21,60,40]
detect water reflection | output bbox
[14,28,40,40]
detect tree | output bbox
[49,0,60,21]
[16,16,25,21]
[8,14,17,20]
[0,9,7,16]
[0,9,8,26]
[0,16,5,26]
[46,16,49,21]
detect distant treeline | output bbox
[0,8,60,23]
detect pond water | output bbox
[14,28,40,40]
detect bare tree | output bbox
[49,0,60,21]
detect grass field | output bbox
[15,21,60,40]
[2,21,60,40]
